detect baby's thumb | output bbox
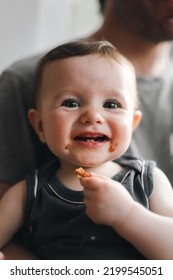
[80,172,98,190]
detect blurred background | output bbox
[0,0,102,73]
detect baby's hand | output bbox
[79,172,135,229]
[0,251,5,260]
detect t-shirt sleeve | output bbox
[0,56,48,184]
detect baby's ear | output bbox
[28,109,47,143]
[132,110,142,131]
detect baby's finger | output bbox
[79,175,100,190]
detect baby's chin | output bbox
[74,160,103,168]
[64,141,121,166]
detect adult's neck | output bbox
[90,17,171,78]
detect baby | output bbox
[0,40,173,260]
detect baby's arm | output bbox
[0,180,26,258]
[79,170,173,259]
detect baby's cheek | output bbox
[111,120,132,150]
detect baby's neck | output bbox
[56,161,122,191]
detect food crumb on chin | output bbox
[65,143,72,150]
[108,145,115,152]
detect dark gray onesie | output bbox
[24,156,155,260]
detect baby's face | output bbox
[37,54,139,168]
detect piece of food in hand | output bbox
[75,167,91,178]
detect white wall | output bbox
[0,0,102,73]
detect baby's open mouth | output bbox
[74,134,109,143]
[65,133,115,152]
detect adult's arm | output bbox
[0,55,43,259]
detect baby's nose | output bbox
[80,110,105,125]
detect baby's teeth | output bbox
[86,139,95,142]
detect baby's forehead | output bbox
[43,54,138,103]
[44,54,135,84]
[45,53,134,74]
[56,53,133,76]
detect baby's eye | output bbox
[61,99,80,108]
[103,100,120,109]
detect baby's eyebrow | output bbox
[106,89,130,103]
[53,88,82,99]
[109,88,128,97]
[51,91,71,103]
[53,90,69,98]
